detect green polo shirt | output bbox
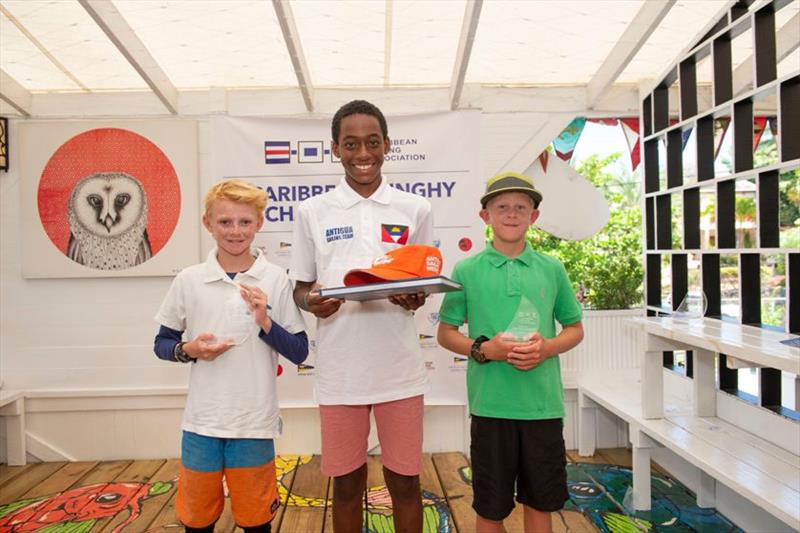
[439,242,582,420]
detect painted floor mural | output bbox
[0,452,745,532]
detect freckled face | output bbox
[203,199,263,259]
[333,113,390,197]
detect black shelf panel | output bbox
[643,95,653,138]
[656,194,672,250]
[702,254,721,318]
[758,170,779,248]
[672,254,688,311]
[780,76,799,161]
[754,4,777,87]
[667,129,683,188]
[740,253,761,325]
[647,254,661,308]
[644,139,660,193]
[717,180,736,249]
[790,253,799,334]
[733,99,754,173]
[680,56,698,120]
[684,188,701,250]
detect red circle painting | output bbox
[37,128,181,270]
[458,237,473,252]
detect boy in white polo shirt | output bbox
[289,100,433,532]
[154,179,308,533]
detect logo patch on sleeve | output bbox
[381,224,409,244]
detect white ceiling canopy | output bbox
[0,0,797,117]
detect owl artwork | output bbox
[66,172,152,270]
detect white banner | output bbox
[211,112,482,405]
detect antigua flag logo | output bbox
[381,224,409,244]
[265,141,291,164]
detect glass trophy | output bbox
[502,296,541,341]
[217,292,255,345]
[673,291,708,320]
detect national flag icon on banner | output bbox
[265,141,291,164]
[298,141,324,163]
[381,223,409,244]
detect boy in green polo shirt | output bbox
[437,171,584,533]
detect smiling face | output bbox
[203,199,264,263]
[480,191,539,249]
[332,113,390,198]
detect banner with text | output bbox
[211,112,483,405]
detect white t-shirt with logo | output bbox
[289,177,433,405]
[155,249,306,438]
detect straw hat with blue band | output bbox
[480,171,543,208]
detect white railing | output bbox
[561,308,644,374]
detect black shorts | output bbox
[470,415,568,520]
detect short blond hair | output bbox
[204,179,267,216]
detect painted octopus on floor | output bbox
[0,480,173,533]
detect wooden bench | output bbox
[629,316,800,419]
[0,389,26,466]
[578,369,800,531]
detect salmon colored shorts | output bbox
[319,394,424,477]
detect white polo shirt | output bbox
[290,177,433,405]
[155,248,306,438]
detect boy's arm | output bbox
[259,325,309,365]
[154,325,183,362]
[437,323,526,362]
[543,321,584,356]
[293,280,344,319]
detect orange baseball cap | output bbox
[344,244,443,286]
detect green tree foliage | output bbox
[528,153,643,309]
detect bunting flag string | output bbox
[549,117,643,170]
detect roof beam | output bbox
[272,0,314,113]
[0,69,32,117]
[450,0,483,110]
[79,0,177,114]
[586,0,676,108]
[732,11,799,96]
[384,0,393,86]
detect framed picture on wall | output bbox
[20,120,199,278]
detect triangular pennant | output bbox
[538,150,550,173]
[620,118,640,170]
[753,116,768,151]
[713,118,731,159]
[552,118,587,163]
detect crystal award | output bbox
[217,292,255,345]
[502,296,541,341]
[673,290,708,320]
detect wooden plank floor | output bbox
[0,449,743,532]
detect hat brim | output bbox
[343,267,417,286]
[480,187,543,208]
